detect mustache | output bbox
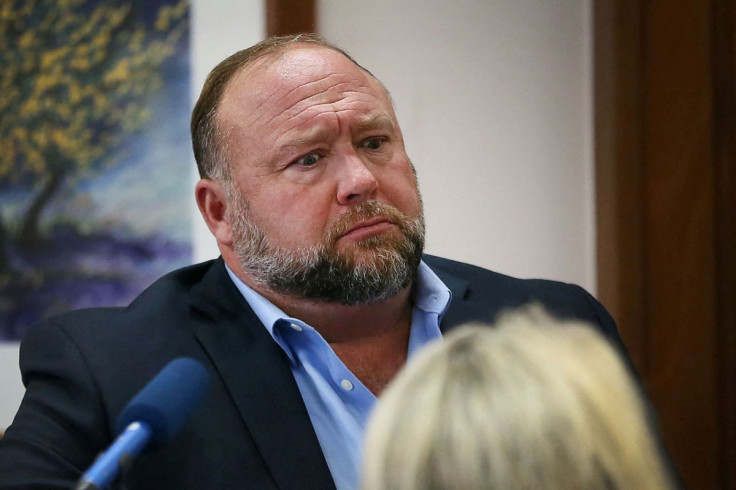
[326,201,413,244]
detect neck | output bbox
[222,249,415,343]
[274,289,413,395]
[257,283,413,344]
[224,254,416,394]
[241,269,414,395]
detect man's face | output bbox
[217,46,425,304]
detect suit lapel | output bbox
[432,261,506,333]
[190,259,336,490]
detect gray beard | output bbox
[229,195,425,305]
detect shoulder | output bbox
[19,259,224,373]
[15,259,230,419]
[423,254,619,341]
[33,259,218,325]
[424,254,585,300]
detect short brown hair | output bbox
[190,34,370,181]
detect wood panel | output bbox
[713,0,736,487]
[594,0,648,377]
[643,1,718,487]
[595,0,736,488]
[266,0,316,37]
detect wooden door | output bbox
[595,1,736,488]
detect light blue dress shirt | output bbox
[225,261,451,490]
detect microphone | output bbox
[74,357,211,490]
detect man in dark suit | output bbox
[0,34,632,489]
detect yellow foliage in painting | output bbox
[18,31,34,48]
[26,148,44,173]
[57,103,72,120]
[40,46,72,70]
[70,56,91,72]
[35,73,61,93]
[103,59,131,85]
[0,0,189,187]
[31,130,48,148]
[59,0,85,9]
[68,82,82,104]
[129,29,145,52]
[20,98,41,117]
[155,2,187,32]
[12,128,28,141]
[0,154,11,178]
[0,5,12,21]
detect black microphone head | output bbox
[115,357,211,446]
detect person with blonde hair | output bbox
[362,306,674,490]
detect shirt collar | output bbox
[411,260,452,317]
[225,265,295,355]
[224,260,452,354]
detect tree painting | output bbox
[0,0,193,340]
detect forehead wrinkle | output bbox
[271,72,345,107]
[257,83,379,139]
[284,86,386,121]
[260,68,360,109]
[273,100,398,152]
[278,102,395,144]
[222,73,337,133]
[257,92,341,132]
[248,72,336,123]
[276,110,340,149]
[221,57,395,163]
[270,79,369,118]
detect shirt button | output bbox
[340,379,354,391]
[290,323,303,332]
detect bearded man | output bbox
[0,35,639,489]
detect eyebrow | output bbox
[276,127,331,156]
[276,113,397,155]
[354,114,396,133]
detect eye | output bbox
[294,152,321,167]
[360,137,386,150]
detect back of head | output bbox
[362,306,673,490]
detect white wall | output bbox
[318,0,595,289]
[0,345,21,430]
[190,1,265,261]
[2,0,595,429]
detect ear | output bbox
[195,179,233,247]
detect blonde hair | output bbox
[362,306,673,490]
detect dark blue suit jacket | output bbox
[0,256,630,489]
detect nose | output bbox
[336,153,379,205]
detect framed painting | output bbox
[0,0,193,340]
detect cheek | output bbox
[378,163,422,215]
[248,185,336,245]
